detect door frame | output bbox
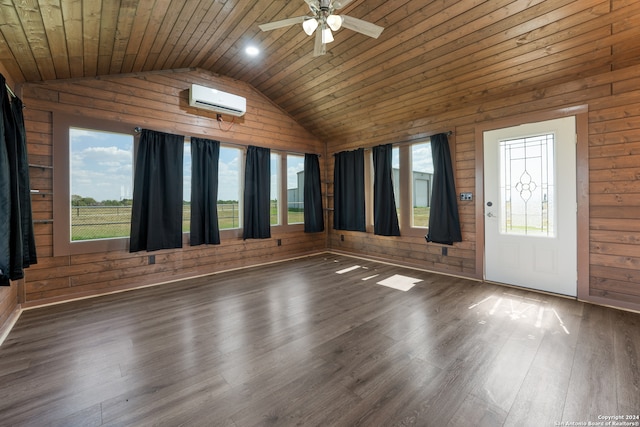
[474,106,589,300]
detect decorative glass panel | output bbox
[499,133,554,236]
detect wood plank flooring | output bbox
[0,253,639,426]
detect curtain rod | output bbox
[5,83,16,98]
[381,130,452,148]
[133,126,321,157]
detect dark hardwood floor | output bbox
[1,253,639,426]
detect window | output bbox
[410,142,433,227]
[54,113,306,255]
[392,146,400,223]
[69,128,134,241]
[271,153,280,225]
[218,146,242,230]
[381,138,443,237]
[54,114,139,255]
[287,154,304,224]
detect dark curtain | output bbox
[130,129,184,252]
[426,133,462,245]
[243,145,271,239]
[373,144,400,236]
[0,75,37,285]
[303,153,324,233]
[333,148,366,231]
[190,137,220,246]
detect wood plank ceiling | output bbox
[1,0,639,143]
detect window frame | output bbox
[272,150,305,232]
[285,153,305,226]
[369,135,455,238]
[54,113,308,256]
[270,152,281,226]
[53,113,138,256]
[216,144,244,237]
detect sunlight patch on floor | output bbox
[376,274,422,292]
[336,265,361,274]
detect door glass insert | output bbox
[499,133,555,236]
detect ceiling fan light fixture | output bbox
[322,26,334,43]
[302,18,318,36]
[326,15,343,31]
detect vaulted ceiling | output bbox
[1,0,639,143]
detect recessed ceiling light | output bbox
[245,46,259,57]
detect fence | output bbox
[71,204,240,241]
[70,202,287,241]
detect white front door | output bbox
[483,116,577,296]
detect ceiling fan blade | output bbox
[313,28,326,56]
[333,0,355,9]
[259,16,306,32]
[340,15,384,38]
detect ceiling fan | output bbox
[258,0,384,56]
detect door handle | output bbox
[486,212,495,217]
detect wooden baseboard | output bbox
[0,305,23,347]
[326,249,480,282]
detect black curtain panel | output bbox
[333,148,366,232]
[190,137,221,246]
[0,75,37,286]
[303,153,324,233]
[0,84,10,285]
[129,129,184,252]
[373,144,400,236]
[426,133,462,245]
[11,96,37,270]
[243,145,271,239]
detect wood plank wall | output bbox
[16,68,326,307]
[326,63,640,313]
[3,53,640,324]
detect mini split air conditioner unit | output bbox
[189,84,246,117]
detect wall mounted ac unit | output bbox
[189,84,246,117]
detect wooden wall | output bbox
[16,68,326,307]
[3,59,640,330]
[326,63,640,313]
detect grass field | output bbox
[70,205,427,241]
[70,204,304,241]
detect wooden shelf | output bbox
[33,219,53,224]
[28,164,53,169]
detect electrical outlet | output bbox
[460,192,473,201]
[277,239,282,246]
[148,255,155,265]
[340,234,344,241]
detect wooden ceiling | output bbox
[1,0,639,143]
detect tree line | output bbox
[71,195,241,206]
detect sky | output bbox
[71,129,292,203]
[70,128,134,201]
[392,142,434,173]
[70,128,427,203]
